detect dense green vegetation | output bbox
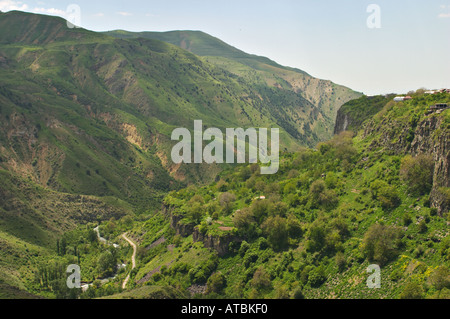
[26,92,447,300]
[105,29,362,143]
[334,95,393,134]
[0,11,448,300]
[0,11,361,298]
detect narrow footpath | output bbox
[121,233,137,290]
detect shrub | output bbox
[429,266,450,291]
[362,224,403,266]
[370,180,401,210]
[292,288,305,299]
[238,241,250,257]
[308,265,327,287]
[251,200,269,224]
[251,267,272,291]
[206,272,227,294]
[261,216,289,251]
[400,282,424,299]
[418,219,428,234]
[219,192,236,215]
[402,214,412,226]
[287,214,303,239]
[335,252,347,272]
[306,221,326,253]
[400,155,434,196]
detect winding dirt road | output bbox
[122,233,137,289]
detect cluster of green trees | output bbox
[159,122,449,299]
[35,260,81,299]
[39,91,448,299]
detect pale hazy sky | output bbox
[1,0,449,95]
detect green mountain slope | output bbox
[104,30,362,142]
[78,91,447,300]
[103,30,300,70]
[0,11,360,297]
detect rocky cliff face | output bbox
[193,228,240,257]
[163,204,240,256]
[362,114,449,214]
[334,95,391,135]
[334,109,352,135]
[411,116,449,214]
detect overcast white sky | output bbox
[1,0,450,95]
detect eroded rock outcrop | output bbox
[362,114,449,214]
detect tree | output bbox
[310,180,326,200]
[274,285,290,299]
[318,189,339,210]
[418,219,428,234]
[429,266,450,291]
[97,249,118,278]
[308,265,327,287]
[362,224,403,266]
[251,199,269,224]
[219,192,236,215]
[251,267,272,291]
[268,200,288,217]
[87,229,98,244]
[216,180,228,192]
[121,215,134,227]
[400,155,434,195]
[325,172,338,189]
[261,216,289,251]
[335,252,347,272]
[283,181,296,195]
[287,214,303,239]
[400,282,424,299]
[206,272,227,294]
[188,202,204,224]
[238,241,250,257]
[370,180,401,210]
[306,220,326,253]
[309,180,338,209]
[60,237,67,256]
[292,288,305,299]
[240,167,252,181]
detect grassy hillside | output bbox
[0,11,361,297]
[105,30,362,143]
[45,92,450,300]
[104,30,307,70]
